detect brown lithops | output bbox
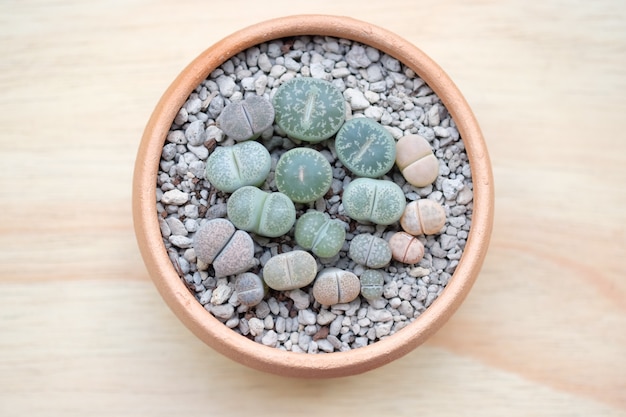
[312,268,361,306]
[400,199,447,235]
[388,232,425,264]
[395,134,439,187]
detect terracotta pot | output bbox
[132,14,494,378]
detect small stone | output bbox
[457,187,474,205]
[161,189,189,205]
[316,309,337,326]
[185,120,206,146]
[344,88,369,110]
[261,330,278,347]
[248,317,265,336]
[366,307,393,322]
[210,284,232,305]
[168,235,193,249]
[210,303,234,320]
[215,75,236,97]
[287,289,310,310]
[298,309,317,326]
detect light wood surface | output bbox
[1,1,624,415]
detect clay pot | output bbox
[132,14,494,378]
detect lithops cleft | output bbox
[272,77,346,142]
[226,186,296,238]
[275,148,333,203]
[216,95,275,141]
[335,117,396,178]
[205,140,271,193]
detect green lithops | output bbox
[360,269,385,300]
[342,178,406,225]
[216,95,275,141]
[262,250,318,291]
[205,140,271,193]
[335,117,396,178]
[348,233,392,269]
[275,148,333,203]
[272,77,345,142]
[226,186,296,237]
[294,211,345,258]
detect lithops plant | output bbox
[226,186,296,238]
[348,233,392,269]
[272,77,345,142]
[335,117,396,178]
[342,178,406,225]
[205,140,271,193]
[388,231,425,264]
[312,268,360,306]
[262,250,318,291]
[360,269,384,300]
[216,95,275,141]
[400,199,447,235]
[235,272,266,307]
[192,218,255,278]
[275,148,333,203]
[395,134,439,187]
[294,211,345,258]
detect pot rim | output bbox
[132,14,494,378]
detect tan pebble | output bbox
[395,134,439,187]
[389,232,425,264]
[313,268,360,306]
[400,199,447,235]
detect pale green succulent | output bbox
[274,147,333,203]
[272,77,345,142]
[262,250,318,291]
[294,211,345,258]
[360,269,385,300]
[348,234,392,269]
[335,117,396,178]
[205,140,271,193]
[342,178,406,225]
[226,186,296,238]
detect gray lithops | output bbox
[262,250,317,291]
[360,269,384,300]
[348,233,392,269]
[335,117,396,178]
[272,77,345,142]
[342,178,406,225]
[294,211,345,258]
[192,218,254,277]
[205,140,271,193]
[312,268,360,306]
[235,272,265,307]
[226,186,296,238]
[216,95,275,141]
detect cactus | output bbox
[275,147,333,203]
[205,140,271,193]
[335,117,396,178]
[272,77,345,142]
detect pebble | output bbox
[157,35,474,354]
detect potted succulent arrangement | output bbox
[133,14,494,378]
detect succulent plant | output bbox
[294,211,345,258]
[360,269,384,300]
[348,233,392,269]
[312,267,360,306]
[342,178,406,225]
[275,148,333,203]
[272,77,345,142]
[395,134,439,187]
[400,199,447,235]
[262,250,318,291]
[216,95,275,141]
[205,140,271,193]
[388,231,425,264]
[335,117,396,178]
[192,218,255,278]
[226,186,296,238]
[235,272,266,307]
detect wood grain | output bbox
[1,0,624,415]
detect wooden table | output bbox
[1,1,624,415]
